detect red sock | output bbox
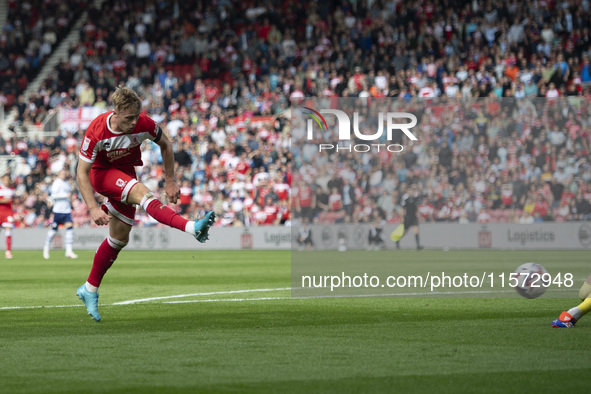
[87,237,127,287]
[6,235,11,252]
[143,199,189,232]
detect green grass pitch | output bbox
[1,249,590,393]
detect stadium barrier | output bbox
[301,222,591,250]
[10,226,292,251]
[7,222,591,251]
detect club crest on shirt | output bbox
[82,137,91,151]
[116,179,127,189]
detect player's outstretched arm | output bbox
[76,159,110,226]
[156,132,180,204]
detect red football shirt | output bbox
[0,184,14,217]
[79,111,161,169]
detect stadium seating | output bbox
[0,0,590,227]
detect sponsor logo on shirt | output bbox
[106,149,132,161]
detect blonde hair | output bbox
[111,86,142,113]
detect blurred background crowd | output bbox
[0,0,590,228]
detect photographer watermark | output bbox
[302,107,418,153]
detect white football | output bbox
[514,262,549,299]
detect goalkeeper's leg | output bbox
[579,274,591,301]
[551,274,591,328]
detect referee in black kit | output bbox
[396,184,423,250]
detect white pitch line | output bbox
[164,296,287,304]
[112,287,291,305]
[0,304,83,310]
[0,288,291,311]
[0,287,578,311]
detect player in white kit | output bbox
[43,169,78,259]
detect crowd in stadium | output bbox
[1,0,591,228]
[293,97,591,225]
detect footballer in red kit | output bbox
[75,87,215,322]
[79,109,162,225]
[0,173,15,259]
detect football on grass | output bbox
[514,263,549,299]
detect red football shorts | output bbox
[0,212,14,228]
[89,167,139,226]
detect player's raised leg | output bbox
[128,183,215,243]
